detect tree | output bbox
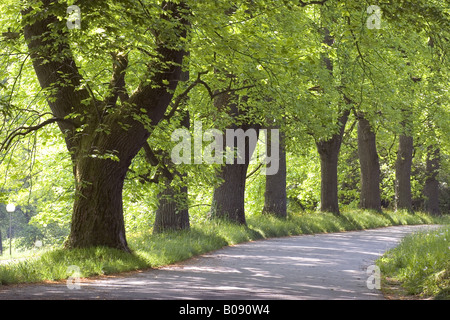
[262,128,287,218]
[1,0,448,256]
[305,10,354,215]
[395,135,414,211]
[357,114,382,211]
[380,0,449,213]
[313,26,347,215]
[153,111,191,233]
[211,93,259,224]
[424,145,440,215]
[154,182,190,233]
[316,110,349,214]
[20,0,189,251]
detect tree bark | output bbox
[424,145,440,215]
[262,128,287,218]
[395,135,413,211]
[315,110,349,215]
[357,115,382,211]
[211,121,259,224]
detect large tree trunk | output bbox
[66,118,155,251]
[67,153,132,251]
[262,129,287,218]
[424,145,440,215]
[316,110,349,215]
[357,115,382,211]
[317,142,340,214]
[212,163,249,224]
[395,135,413,211]
[212,122,259,224]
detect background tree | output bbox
[357,114,382,211]
[152,111,191,233]
[395,135,414,211]
[262,126,287,218]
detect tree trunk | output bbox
[318,144,340,214]
[153,110,190,234]
[424,145,440,215]
[316,110,349,215]
[67,153,132,251]
[212,163,249,224]
[262,129,287,218]
[357,115,382,211]
[211,85,258,224]
[153,183,190,233]
[395,135,413,211]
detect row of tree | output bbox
[0,0,448,252]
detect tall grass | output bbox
[377,225,450,299]
[0,209,448,286]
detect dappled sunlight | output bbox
[166,265,243,274]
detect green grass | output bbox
[377,225,450,300]
[0,246,149,285]
[0,209,448,286]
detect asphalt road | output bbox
[0,225,439,300]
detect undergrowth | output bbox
[377,225,450,300]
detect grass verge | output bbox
[377,225,450,300]
[0,209,448,286]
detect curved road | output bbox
[0,225,439,300]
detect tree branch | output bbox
[1,117,74,152]
[164,71,207,121]
[106,51,129,109]
[211,84,255,100]
[22,1,91,150]
[127,1,188,123]
[127,168,159,184]
[142,141,161,166]
[297,0,329,7]
[246,162,263,179]
[142,141,173,180]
